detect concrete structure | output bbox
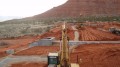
[6,49,14,54]
[53,41,120,45]
[29,37,55,47]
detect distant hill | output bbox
[0,16,22,22]
[32,0,120,19]
[2,0,120,22]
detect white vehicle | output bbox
[109,27,120,35]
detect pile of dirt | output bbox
[0,41,10,48]
[40,29,61,40]
[40,26,74,40]
[11,62,47,67]
[0,51,7,58]
[14,46,59,56]
[67,29,75,40]
[71,44,120,67]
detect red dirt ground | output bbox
[14,46,59,56]
[11,44,120,67]
[0,35,38,58]
[103,22,120,30]
[79,26,120,41]
[71,44,120,67]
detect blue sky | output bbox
[0,0,67,17]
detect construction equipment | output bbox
[109,27,120,35]
[48,23,80,67]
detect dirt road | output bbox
[72,26,79,41]
[0,55,47,67]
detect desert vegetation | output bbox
[0,21,54,38]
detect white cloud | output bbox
[0,0,67,17]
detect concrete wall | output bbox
[29,37,55,47]
[53,41,120,45]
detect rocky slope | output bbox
[33,0,120,19]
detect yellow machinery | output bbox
[48,23,79,67]
[60,23,70,67]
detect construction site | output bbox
[0,22,120,67]
[0,0,120,67]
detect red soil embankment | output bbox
[0,51,7,58]
[14,46,59,56]
[40,26,74,40]
[71,44,120,67]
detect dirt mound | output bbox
[14,46,59,56]
[11,62,47,67]
[71,44,120,67]
[0,51,7,58]
[40,26,74,40]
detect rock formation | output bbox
[33,0,120,19]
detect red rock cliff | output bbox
[34,0,120,19]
